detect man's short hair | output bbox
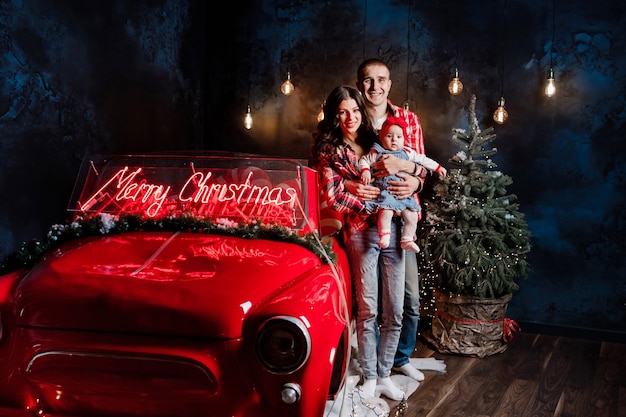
[357,58,390,82]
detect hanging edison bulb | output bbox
[317,101,325,122]
[493,97,508,124]
[448,68,464,95]
[244,105,253,130]
[545,68,556,97]
[281,71,294,96]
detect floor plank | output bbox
[385,332,626,417]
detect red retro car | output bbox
[0,153,353,417]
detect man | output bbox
[355,58,426,382]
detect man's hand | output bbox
[387,173,422,200]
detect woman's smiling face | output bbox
[336,98,362,140]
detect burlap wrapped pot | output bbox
[423,289,517,358]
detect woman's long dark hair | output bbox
[309,85,376,167]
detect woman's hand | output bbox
[345,179,380,200]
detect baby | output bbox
[359,116,447,252]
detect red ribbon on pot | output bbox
[435,310,521,342]
[502,318,521,342]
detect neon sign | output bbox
[80,167,171,216]
[71,155,316,230]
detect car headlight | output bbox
[255,316,311,374]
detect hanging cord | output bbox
[286,18,291,73]
[550,0,555,68]
[362,0,367,60]
[322,1,328,103]
[405,0,410,105]
[499,0,508,98]
[247,72,251,106]
[453,0,460,69]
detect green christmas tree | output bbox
[418,94,531,299]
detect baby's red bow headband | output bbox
[381,116,408,136]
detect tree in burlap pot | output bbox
[417,95,531,357]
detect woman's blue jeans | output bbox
[346,221,405,380]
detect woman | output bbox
[310,85,406,401]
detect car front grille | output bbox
[25,351,217,417]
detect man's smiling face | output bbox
[358,63,392,108]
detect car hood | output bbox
[14,232,323,339]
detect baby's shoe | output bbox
[401,239,420,253]
[379,230,391,248]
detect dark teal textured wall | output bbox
[0,0,624,335]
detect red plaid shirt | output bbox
[316,100,426,236]
[316,142,374,236]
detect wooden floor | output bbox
[384,331,626,417]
